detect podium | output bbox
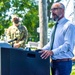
[0,47,50,75]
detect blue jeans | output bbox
[51,60,72,75]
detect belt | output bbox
[52,58,72,62]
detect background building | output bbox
[61,0,75,23]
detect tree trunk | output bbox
[39,0,47,48]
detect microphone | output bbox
[8,38,17,43]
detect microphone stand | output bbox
[8,38,17,47]
[12,42,14,47]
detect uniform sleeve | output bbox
[6,27,12,41]
[18,26,28,46]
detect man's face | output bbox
[50,3,64,21]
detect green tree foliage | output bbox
[0,0,39,42]
[48,21,56,28]
[0,0,11,35]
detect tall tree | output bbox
[39,0,47,48]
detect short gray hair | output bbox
[59,3,65,10]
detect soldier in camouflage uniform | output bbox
[6,14,28,48]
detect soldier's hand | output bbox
[14,43,20,48]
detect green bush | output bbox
[70,65,75,75]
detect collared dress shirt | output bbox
[42,17,75,60]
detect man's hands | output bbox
[39,50,53,59]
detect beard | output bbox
[52,14,63,21]
[53,16,59,21]
[52,14,59,21]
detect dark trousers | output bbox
[51,60,72,75]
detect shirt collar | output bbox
[58,17,65,24]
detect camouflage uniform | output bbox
[6,24,28,48]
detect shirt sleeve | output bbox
[52,24,75,55]
[42,27,54,50]
[18,26,28,46]
[42,42,50,50]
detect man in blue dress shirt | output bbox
[39,2,75,75]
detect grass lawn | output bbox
[70,64,75,75]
